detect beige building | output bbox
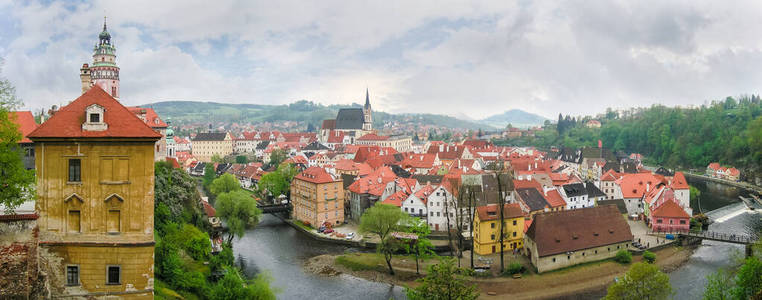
[28,86,159,298]
[356,133,413,152]
[524,205,633,273]
[192,132,233,162]
[291,167,345,227]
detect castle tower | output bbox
[88,17,120,99]
[362,88,372,131]
[79,63,92,94]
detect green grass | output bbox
[154,279,184,300]
[293,220,313,231]
[336,254,385,271]
[540,257,616,275]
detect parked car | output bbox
[323,228,334,234]
[345,232,354,240]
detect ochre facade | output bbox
[35,141,156,298]
[473,214,525,256]
[291,178,344,227]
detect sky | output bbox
[1,1,762,120]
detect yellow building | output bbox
[28,86,161,298]
[291,167,345,227]
[191,132,233,162]
[473,203,525,255]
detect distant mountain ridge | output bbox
[479,109,548,128]
[143,100,495,131]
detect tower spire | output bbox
[365,88,370,108]
[103,16,107,31]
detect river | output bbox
[232,176,760,300]
[232,215,407,300]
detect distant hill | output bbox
[479,109,548,128]
[143,100,494,131]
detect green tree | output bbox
[211,154,224,163]
[643,251,656,264]
[256,163,297,199]
[703,269,733,300]
[203,163,216,187]
[210,267,277,300]
[733,257,762,299]
[405,258,479,300]
[211,173,241,195]
[0,64,35,212]
[401,218,435,274]
[235,155,248,164]
[269,149,288,167]
[615,249,633,264]
[215,190,262,243]
[359,203,410,275]
[605,262,672,300]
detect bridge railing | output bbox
[647,230,755,244]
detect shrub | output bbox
[615,250,632,264]
[505,262,525,275]
[643,251,656,263]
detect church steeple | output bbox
[362,88,372,131]
[364,88,371,109]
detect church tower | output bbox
[362,88,373,131]
[87,17,120,99]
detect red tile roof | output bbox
[294,167,336,184]
[358,133,390,141]
[543,189,566,208]
[8,111,38,143]
[382,191,408,207]
[513,179,543,192]
[476,203,524,221]
[28,87,162,140]
[615,173,659,199]
[670,172,689,189]
[526,205,633,257]
[128,107,167,128]
[651,199,690,219]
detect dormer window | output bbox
[82,104,107,131]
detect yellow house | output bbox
[191,132,233,162]
[291,167,345,226]
[28,86,160,298]
[473,203,525,255]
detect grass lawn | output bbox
[336,252,437,272]
[154,279,184,300]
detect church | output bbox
[319,88,374,144]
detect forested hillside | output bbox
[501,95,762,180]
[145,100,491,130]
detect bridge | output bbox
[257,202,292,214]
[678,231,755,245]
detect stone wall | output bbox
[0,215,45,298]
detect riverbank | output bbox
[304,245,695,299]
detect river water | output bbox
[232,215,407,300]
[232,176,760,300]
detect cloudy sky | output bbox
[1,1,762,119]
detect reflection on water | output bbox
[232,215,407,300]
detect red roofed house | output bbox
[473,203,525,255]
[7,111,38,169]
[644,188,690,232]
[599,169,620,200]
[614,173,659,215]
[725,168,741,181]
[128,107,167,161]
[291,167,345,226]
[706,163,721,177]
[27,85,160,297]
[524,205,633,273]
[347,166,397,221]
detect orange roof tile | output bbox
[294,167,336,184]
[127,107,167,128]
[651,199,690,218]
[28,86,162,140]
[8,111,37,143]
[477,203,524,221]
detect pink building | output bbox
[649,200,690,232]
